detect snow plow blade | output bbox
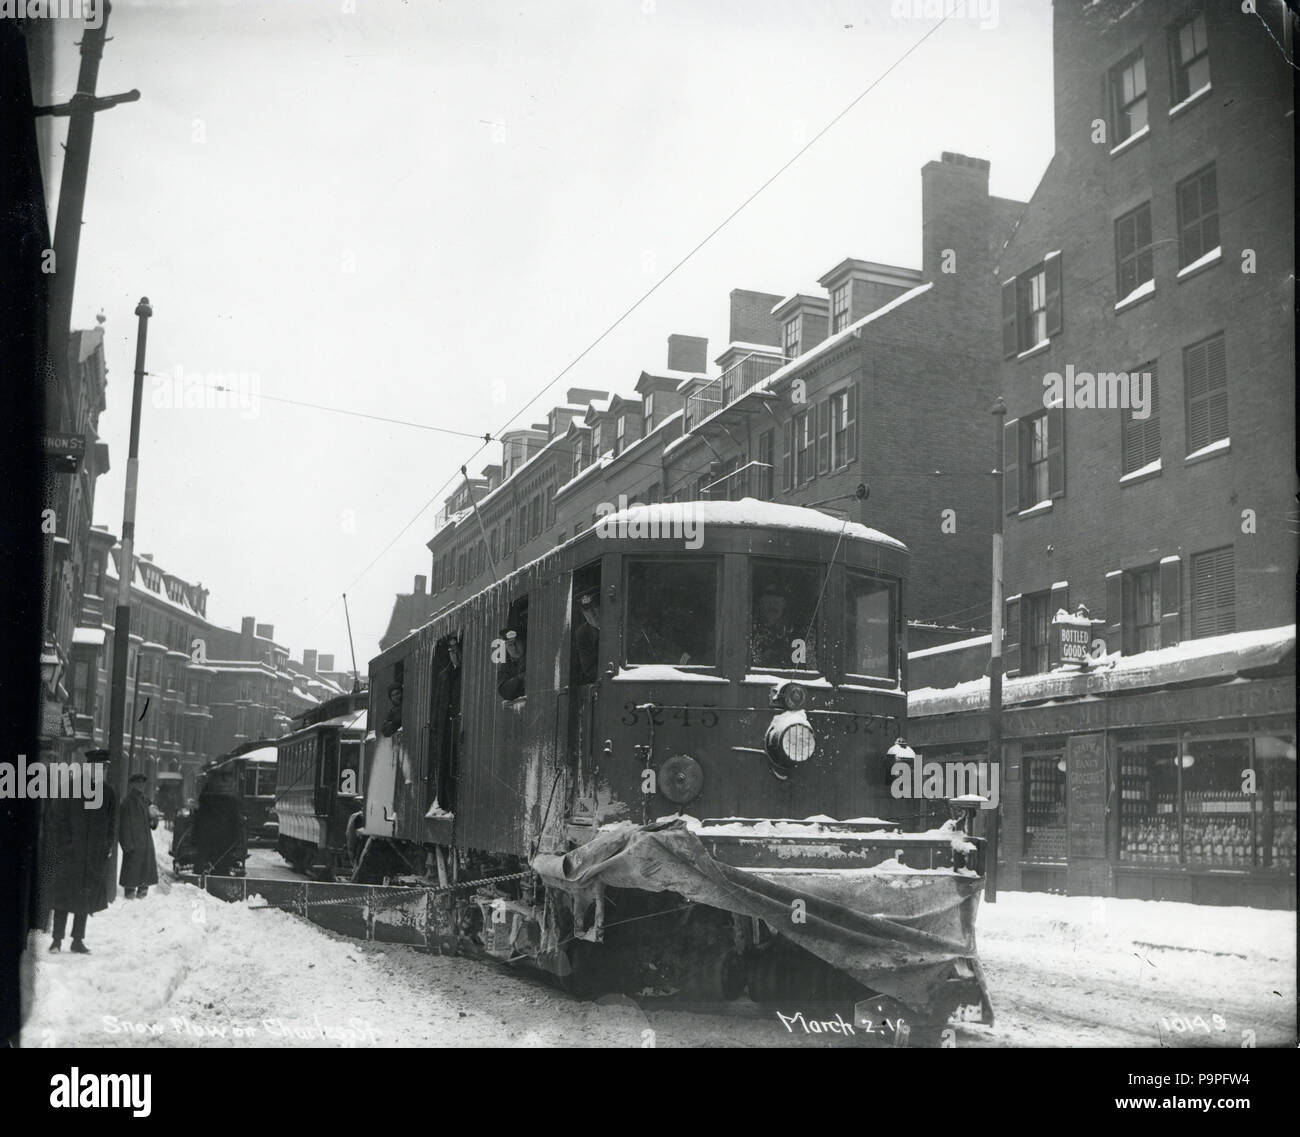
[531,817,992,1022]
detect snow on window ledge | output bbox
[1016,339,1051,361]
[1109,123,1150,157]
[1176,246,1222,281]
[1114,278,1155,312]
[1168,82,1212,119]
[1018,499,1053,519]
[1184,437,1230,465]
[1119,458,1162,485]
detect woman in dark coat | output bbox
[119,774,160,897]
[44,752,118,953]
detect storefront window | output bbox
[1119,741,1180,863]
[1023,749,1067,861]
[1119,734,1298,870]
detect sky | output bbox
[37,0,1055,673]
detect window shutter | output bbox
[782,419,793,491]
[1004,597,1021,676]
[1047,405,1066,498]
[1106,571,1124,654]
[1048,582,1069,669]
[1185,339,1209,450]
[1206,334,1228,442]
[1159,556,1181,646]
[1002,418,1020,514]
[816,399,831,474]
[1001,278,1018,358]
[1044,254,1063,337]
[846,384,858,463]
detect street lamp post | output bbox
[107,298,153,805]
[987,396,1007,902]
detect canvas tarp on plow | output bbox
[531,818,989,1016]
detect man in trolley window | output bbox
[574,589,601,684]
[497,628,527,700]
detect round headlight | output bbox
[776,681,807,711]
[780,722,816,763]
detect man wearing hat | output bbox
[752,584,798,668]
[381,677,404,738]
[574,589,601,685]
[119,773,160,899]
[44,748,118,953]
[497,628,527,700]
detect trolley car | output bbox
[275,691,368,878]
[171,740,277,876]
[356,500,991,1033]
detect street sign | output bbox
[43,433,86,473]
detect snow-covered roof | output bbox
[666,283,934,456]
[639,367,703,384]
[910,624,1296,716]
[909,634,991,660]
[594,499,907,550]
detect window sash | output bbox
[1177,166,1219,267]
[1115,204,1153,297]
[1171,13,1210,101]
[831,285,850,333]
[1110,52,1148,141]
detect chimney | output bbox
[414,575,426,594]
[727,289,783,347]
[240,617,255,658]
[303,649,317,675]
[255,623,274,640]
[666,334,708,373]
[921,152,992,284]
[318,654,335,672]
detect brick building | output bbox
[421,151,1024,645]
[72,530,345,800]
[40,320,113,760]
[908,0,1297,907]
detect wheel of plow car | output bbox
[558,939,604,999]
[680,951,745,1002]
[657,755,704,805]
[747,946,787,1004]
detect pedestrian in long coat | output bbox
[44,751,118,953]
[119,774,160,897]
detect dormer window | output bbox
[615,415,627,455]
[643,392,654,434]
[591,423,603,458]
[782,317,800,359]
[831,284,851,334]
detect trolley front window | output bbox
[625,559,718,666]
[845,571,897,680]
[252,765,278,796]
[750,559,823,671]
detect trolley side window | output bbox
[625,558,718,666]
[845,571,898,681]
[498,597,529,701]
[570,560,602,685]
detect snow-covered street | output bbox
[20,827,1296,1048]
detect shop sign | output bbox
[1067,732,1107,859]
[1055,608,1105,667]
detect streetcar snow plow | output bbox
[531,814,992,1025]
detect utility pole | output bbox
[107,298,152,803]
[987,396,1007,902]
[38,0,140,372]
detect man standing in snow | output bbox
[45,749,118,954]
[119,774,160,899]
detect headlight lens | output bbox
[780,722,816,763]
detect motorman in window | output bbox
[574,589,601,684]
[497,628,527,700]
[751,584,799,668]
